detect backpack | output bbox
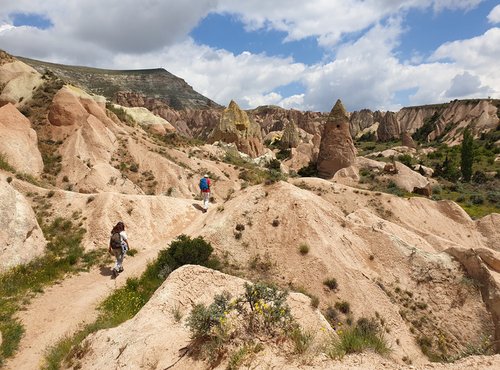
[110,232,121,249]
[199,177,209,191]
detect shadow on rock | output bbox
[192,203,205,212]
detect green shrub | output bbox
[276,148,291,161]
[266,159,281,170]
[324,306,339,325]
[299,243,309,255]
[469,194,484,205]
[289,325,314,354]
[398,154,413,167]
[187,291,231,339]
[157,234,219,272]
[0,153,15,172]
[298,161,319,177]
[310,295,320,308]
[237,282,292,332]
[323,278,338,290]
[327,317,389,358]
[472,170,487,184]
[335,301,350,314]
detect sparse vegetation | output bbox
[44,234,220,368]
[186,282,297,364]
[334,301,350,314]
[326,317,389,359]
[323,278,338,291]
[299,243,310,255]
[0,216,92,366]
[0,152,15,172]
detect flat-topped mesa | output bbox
[317,99,357,178]
[208,100,265,158]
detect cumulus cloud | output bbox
[0,0,217,54]
[430,28,500,91]
[0,0,498,112]
[488,5,500,24]
[445,71,493,97]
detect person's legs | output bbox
[203,192,210,210]
[112,248,124,271]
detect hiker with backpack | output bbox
[108,221,129,275]
[199,174,211,212]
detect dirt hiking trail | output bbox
[4,200,206,370]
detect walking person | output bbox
[108,221,129,276]
[199,174,211,213]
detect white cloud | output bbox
[0,0,498,112]
[445,71,492,97]
[488,5,500,24]
[0,24,14,33]
[430,28,500,91]
[0,0,217,53]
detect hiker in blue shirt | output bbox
[199,174,211,213]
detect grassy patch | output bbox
[326,317,390,359]
[0,217,89,366]
[0,152,15,172]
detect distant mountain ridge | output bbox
[18,56,221,110]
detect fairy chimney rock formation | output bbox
[209,100,264,158]
[317,99,357,178]
[401,131,417,149]
[280,118,300,149]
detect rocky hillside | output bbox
[18,56,221,110]
[351,100,500,144]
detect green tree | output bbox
[461,128,474,182]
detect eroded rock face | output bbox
[0,103,44,175]
[401,131,417,149]
[446,247,500,352]
[377,111,400,142]
[119,105,175,135]
[209,100,264,158]
[0,60,43,108]
[317,99,357,178]
[280,118,300,149]
[0,179,46,271]
[350,109,375,137]
[116,91,222,138]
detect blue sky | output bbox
[0,0,499,112]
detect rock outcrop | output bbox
[446,247,500,352]
[401,131,417,149]
[0,178,46,271]
[208,100,264,158]
[47,86,139,193]
[377,111,400,142]
[0,103,44,175]
[0,59,43,108]
[316,99,357,178]
[350,109,374,137]
[280,118,300,149]
[118,105,175,135]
